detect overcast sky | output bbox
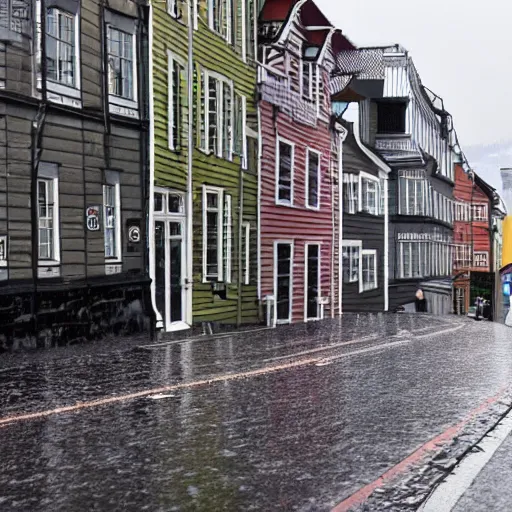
[316,0,512,151]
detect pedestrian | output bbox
[415,289,427,313]
[475,296,483,321]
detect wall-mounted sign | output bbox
[128,225,141,244]
[86,206,100,232]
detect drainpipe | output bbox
[147,4,162,329]
[237,162,244,327]
[330,132,335,319]
[384,172,389,311]
[338,129,344,316]
[257,103,262,309]
[185,0,194,326]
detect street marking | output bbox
[332,388,508,512]
[0,323,465,428]
[419,406,512,512]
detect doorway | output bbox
[275,242,293,324]
[154,189,189,332]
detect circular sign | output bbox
[128,225,141,243]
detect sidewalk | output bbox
[420,409,512,512]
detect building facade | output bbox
[0,0,151,350]
[148,0,260,332]
[334,45,465,315]
[452,164,496,314]
[336,105,390,312]
[257,0,353,324]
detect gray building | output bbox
[334,45,468,314]
[0,0,151,349]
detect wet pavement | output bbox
[1,314,512,511]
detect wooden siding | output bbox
[0,0,146,288]
[152,2,259,324]
[341,133,385,312]
[259,101,333,322]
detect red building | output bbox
[453,163,495,314]
[257,0,353,324]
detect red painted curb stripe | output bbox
[332,388,508,512]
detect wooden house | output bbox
[148,0,260,332]
[453,164,498,314]
[0,0,151,349]
[334,45,465,315]
[257,0,353,324]
[335,104,391,312]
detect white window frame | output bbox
[275,136,295,206]
[359,171,380,216]
[37,1,81,101]
[0,236,6,268]
[301,60,314,100]
[103,171,122,263]
[242,221,250,285]
[473,251,489,268]
[167,51,186,151]
[107,22,138,112]
[399,242,413,279]
[167,0,190,22]
[223,194,232,284]
[37,163,60,267]
[342,240,362,283]
[305,148,321,210]
[343,173,359,214]
[200,68,233,160]
[202,185,225,282]
[360,249,378,293]
[273,240,294,325]
[472,203,488,222]
[207,0,233,43]
[233,93,247,167]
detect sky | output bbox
[315,0,512,191]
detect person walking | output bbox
[415,289,427,313]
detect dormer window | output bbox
[377,100,407,134]
[302,61,313,100]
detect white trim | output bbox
[359,171,380,215]
[384,174,389,311]
[274,240,294,324]
[342,240,362,284]
[305,148,321,210]
[167,50,186,151]
[103,171,122,263]
[37,164,60,266]
[0,236,6,267]
[202,185,224,282]
[223,194,232,283]
[360,249,378,293]
[277,0,308,44]
[338,129,348,315]
[257,104,262,301]
[242,221,250,285]
[304,242,321,322]
[275,136,295,206]
[241,0,246,62]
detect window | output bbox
[399,170,426,216]
[46,8,76,87]
[245,0,255,59]
[276,139,294,205]
[37,163,60,265]
[208,0,233,42]
[377,101,407,134]
[108,27,134,100]
[472,204,488,222]
[361,175,378,215]
[302,61,313,100]
[342,242,361,283]
[306,150,320,209]
[0,236,6,267]
[233,93,247,165]
[103,171,121,261]
[202,186,232,282]
[379,177,386,215]
[168,52,186,150]
[223,194,232,283]
[361,250,377,292]
[343,173,359,214]
[474,251,488,268]
[38,179,56,260]
[242,222,250,285]
[168,0,187,20]
[454,244,471,269]
[399,242,426,279]
[199,69,233,159]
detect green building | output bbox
[149,0,260,332]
